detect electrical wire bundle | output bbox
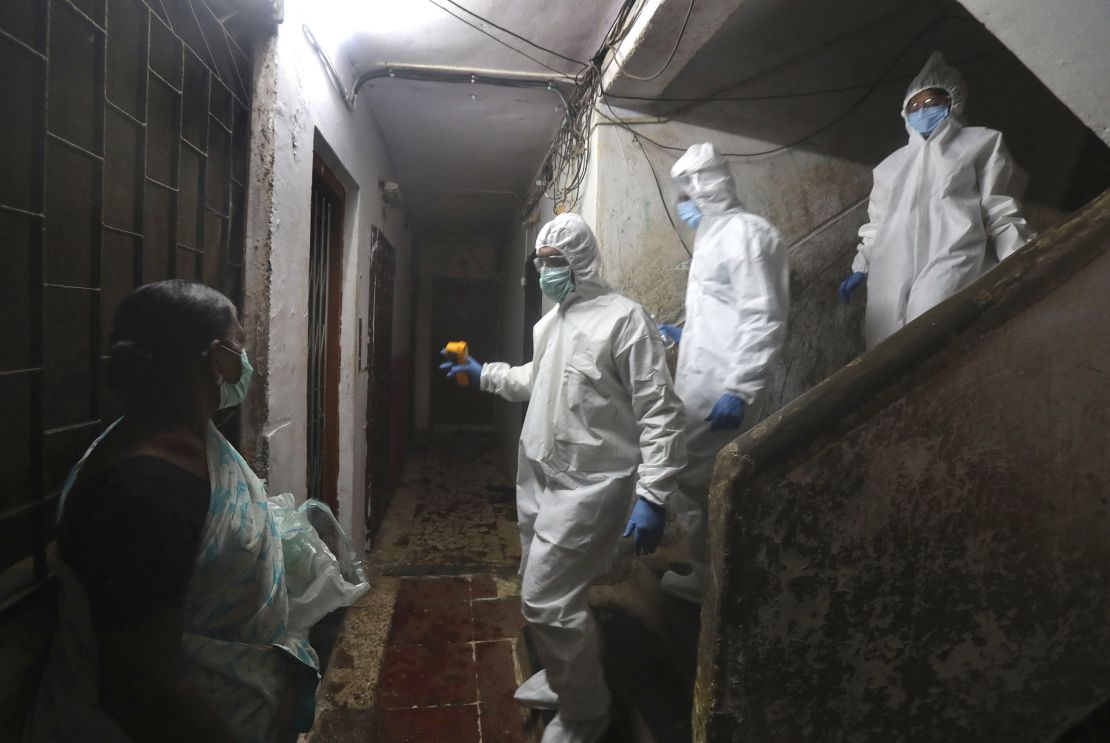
[417,0,996,234]
[415,0,692,216]
[529,0,654,215]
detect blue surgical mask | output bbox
[217,346,253,409]
[907,104,950,138]
[538,266,575,304]
[677,199,702,228]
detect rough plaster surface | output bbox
[958,0,1110,146]
[583,1,1093,422]
[698,194,1110,742]
[242,2,412,550]
[371,432,520,573]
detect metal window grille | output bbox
[0,0,253,606]
[306,178,338,505]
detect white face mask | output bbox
[216,345,253,409]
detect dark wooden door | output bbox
[307,156,344,512]
[365,227,395,539]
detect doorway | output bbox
[307,155,344,512]
[429,279,498,428]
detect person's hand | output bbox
[622,497,665,555]
[838,271,867,304]
[439,349,483,385]
[658,323,683,345]
[705,393,745,431]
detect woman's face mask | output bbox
[538,266,575,304]
[216,344,253,409]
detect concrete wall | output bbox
[579,1,1093,418]
[242,4,412,551]
[695,192,1110,741]
[958,0,1110,146]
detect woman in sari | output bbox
[28,280,318,743]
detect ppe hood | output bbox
[535,213,608,299]
[670,143,743,216]
[902,51,967,128]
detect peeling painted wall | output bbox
[579,2,1093,419]
[242,4,412,551]
[696,194,1110,741]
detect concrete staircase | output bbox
[516,549,701,743]
[592,557,700,743]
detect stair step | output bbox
[595,601,693,743]
[585,556,701,743]
[519,625,629,742]
[629,558,702,687]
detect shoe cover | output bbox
[661,567,704,604]
[514,669,559,710]
[541,712,611,743]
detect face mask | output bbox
[676,199,702,228]
[217,347,253,409]
[538,266,575,304]
[907,104,950,138]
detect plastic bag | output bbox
[269,494,370,632]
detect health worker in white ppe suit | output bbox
[440,213,686,743]
[657,143,790,604]
[839,51,1033,348]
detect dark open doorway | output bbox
[429,279,497,428]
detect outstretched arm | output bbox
[480,361,535,402]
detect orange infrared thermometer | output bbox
[444,341,470,387]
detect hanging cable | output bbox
[595,12,948,158]
[606,0,695,82]
[601,46,1004,102]
[628,127,691,256]
[434,0,588,66]
[422,0,576,77]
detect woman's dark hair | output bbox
[108,280,237,394]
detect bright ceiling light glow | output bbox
[297,0,442,46]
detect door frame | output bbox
[308,155,345,512]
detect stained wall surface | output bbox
[697,193,1110,741]
[580,0,1094,420]
[242,1,412,552]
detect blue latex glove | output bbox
[838,271,867,304]
[657,323,683,345]
[622,497,665,555]
[705,393,745,432]
[439,349,483,385]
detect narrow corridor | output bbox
[3,1,1108,741]
[305,432,536,743]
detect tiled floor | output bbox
[306,433,534,743]
[372,575,529,743]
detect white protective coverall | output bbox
[854,51,1033,348]
[668,143,790,585]
[480,213,685,729]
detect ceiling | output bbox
[315,0,628,242]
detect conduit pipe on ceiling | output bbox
[302,24,577,111]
